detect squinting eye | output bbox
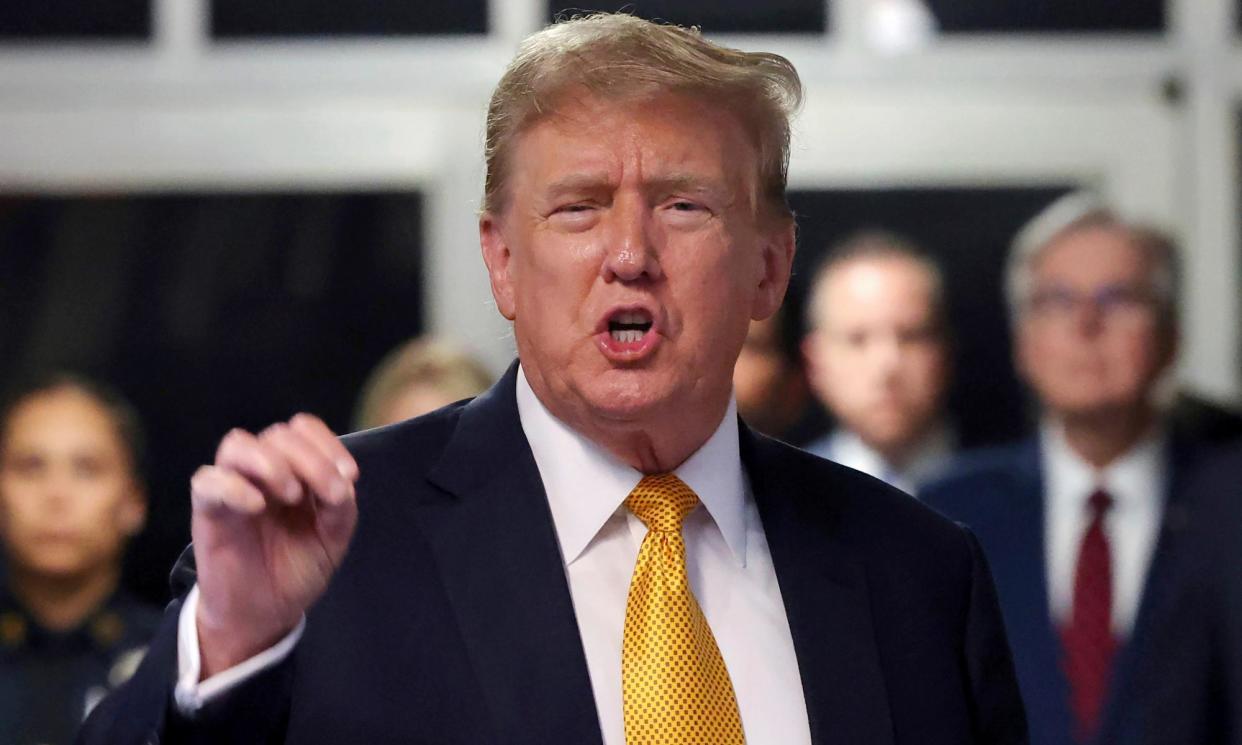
[670,201,702,211]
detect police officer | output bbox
[0,374,159,745]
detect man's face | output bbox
[0,388,145,581]
[1016,226,1174,420]
[730,315,789,419]
[804,256,948,456]
[481,92,793,431]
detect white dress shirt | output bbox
[1041,421,1166,637]
[805,423,954,496]
[175,367,813,744]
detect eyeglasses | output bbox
[1025,283,1160,325]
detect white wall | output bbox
[0,0,1237,398]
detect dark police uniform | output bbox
[0,588,160,745]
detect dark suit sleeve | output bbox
[960,526,1030,745]
[75,548,296,745]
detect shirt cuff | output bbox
[173,584,306,715]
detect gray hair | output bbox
[805,229,948,333]
[1005,192,1181,331]
[483,12,803,219]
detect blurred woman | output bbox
[353,336,494,431]
[0,373,159,745]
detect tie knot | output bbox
[1088,489,1113,517]
[625,473,699,533]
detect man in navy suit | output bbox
[79,13,1027,745]
[923,194,1208,745]
[1123,444,1242,745]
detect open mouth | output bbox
[607,310,654,343]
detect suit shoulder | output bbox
[342,399,469,471]
[768,436,973,558]
[921,442,1034,504]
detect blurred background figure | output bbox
[352,336,494,431]
[733,308,826,447]
[0,373,159,745]
[801,231,954,495]
[1124,441,1242,745]
[923,194,1226,745]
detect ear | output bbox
[1160,324,1181,372]
[1012,320,1034,385]
[118,485,147,538]
[751,219,796,321]
[480,212,517,321]
[801,331,827,399]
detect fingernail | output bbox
[284,480,301,502]
[336,459,356,479]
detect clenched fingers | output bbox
[289,413,358,482]
[215,427,304,505]
[260,421,355,507]
[191,464,267,516]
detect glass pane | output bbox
[926,0,1164,34]
[0,191,424,602]
[788,186,1074,449]
[548,0,827,34]
[212,0,487,38]
[0,0,150,41]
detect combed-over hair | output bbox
[483,12,803,218]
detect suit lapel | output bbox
[418,364,603,745]
[740,425,896,745]
[984,441,1074,744]
[1098,438,1197,742]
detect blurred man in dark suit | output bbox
[80,13,1027,745]
[924,194,1216,745]
[1124,444,1242,745]
[802,231,954,495]
[732,309,826,447]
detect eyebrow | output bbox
[542,172,733,202]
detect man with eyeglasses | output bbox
[923,193,1222,745]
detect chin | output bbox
[580,371,679,423]
[21,554,90,580]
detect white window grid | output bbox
[0,0,1236,401]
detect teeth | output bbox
[615,311,651,325]
[611,329,644,343]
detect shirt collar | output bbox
[1041,418,1167,514]
[828,423,954,490]
[515,365,748,567]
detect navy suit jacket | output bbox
[1128,444,1242,745]
[922,436,1206,745]
[79,364,1027,745]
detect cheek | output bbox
[904,357,942,396]
[1017,329,1055,377]
[519,243,599,314]
[1113,334,1164,381]
[0,487,40,529]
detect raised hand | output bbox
[189,413,359,678]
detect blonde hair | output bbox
[353,337,493,430]
[483,12,802,218]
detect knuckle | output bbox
[260,422,289,441]
[310,460,338,488]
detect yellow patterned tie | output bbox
[622,473,745,745]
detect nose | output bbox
[874,332,902,371]
[1074,296,1105,337]
[600,196,662,283]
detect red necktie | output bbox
[1061,488,1117,742]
